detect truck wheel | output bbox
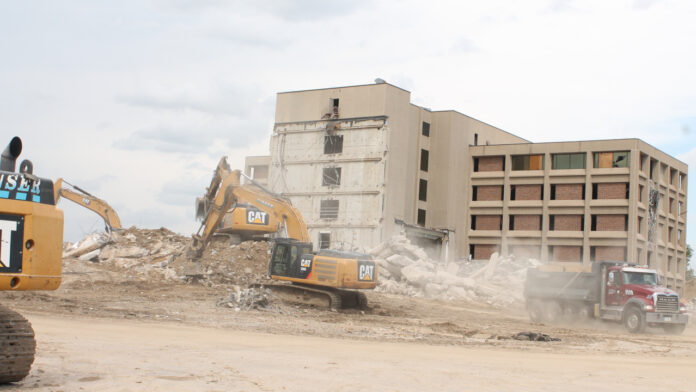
[623,308,645,333]
[662,323,686,335]
[542,301,562,323]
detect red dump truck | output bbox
[524,261,688,334]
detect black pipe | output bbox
[0,137,22,172]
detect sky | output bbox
[0,0,694,264]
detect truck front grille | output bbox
[655,295,679,313]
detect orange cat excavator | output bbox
[191,157,377,310]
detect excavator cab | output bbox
[269,239,313,279]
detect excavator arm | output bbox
[54,178,122,233]
[190,157,309,257]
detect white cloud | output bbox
[1,0,695,243]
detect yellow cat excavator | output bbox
[53,178,122,233]
[0,137,63,383]
[191,157,377,309]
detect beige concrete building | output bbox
[469,140,688,292]
[245,82,688,291]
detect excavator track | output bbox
[0,305,36,384]
[252,283,368,311]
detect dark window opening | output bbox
[549,216,555,231]
[470,216,476,230]
[417,209,426,226]
[474,133,478,146]
[332,99,339,117]
[419,179,428,201]
[473,157,479,172]
[420,149,429,172]
[319,233,331,249]
[592,184,598,199]
[320,200,339,219]
[324,135,343,154]
[591,215,597,231]
[422,122,430,137]
[509,216,515,230]
[650,159,656,180]
[322,167,341,186]
[472,186,478,201]
[510,185,516,200]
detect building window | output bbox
[473,156,505,172]
[324,135,343,154]
[511,154,544,170]
[319,232,331,249]
[510,184,543,200]
[550,184,585,200]
[319,200,339,219]
[638,216,644,234]
[471,215,502,230]
[592,183,628,199]
[594,151,629,168]
[422,122,430,137]
[419,179,427,201]
[669,197,675,215]
[679,173,685,190]
[472,185,503,201]
[509,215,542,231]
[639,184,644,203]
[331,98,339,118]
[420,149,429,172]
[474,133,478,146]
[678,201,683,217]
[322,167,341,186]
[668,227,674,242]
[417,209,426,226]
[552,153,586,169]
[591,215,628,231]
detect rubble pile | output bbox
[63,228,271,285]
[369,235,539,307]
[217,285,272,311]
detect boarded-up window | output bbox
[324,135,343,154]
[322,167,341,186]
[320,200,339,219]
[552,153,586,169]
[511,154,544,170]
[594,151,629,168]
[420,149,429,172]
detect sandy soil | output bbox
[3,313,695,392]
[1,245,695,391]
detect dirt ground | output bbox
[2,232,695,391]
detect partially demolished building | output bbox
[246,82,688,292]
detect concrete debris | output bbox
[63,227,272,286]
[63,233,109,258]
[217,285,271,311]
[371,235,539,308]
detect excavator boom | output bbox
[190,157,309,257]
[54,178,122,233]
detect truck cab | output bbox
[601,264,687,333]
[525,261,689,334]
